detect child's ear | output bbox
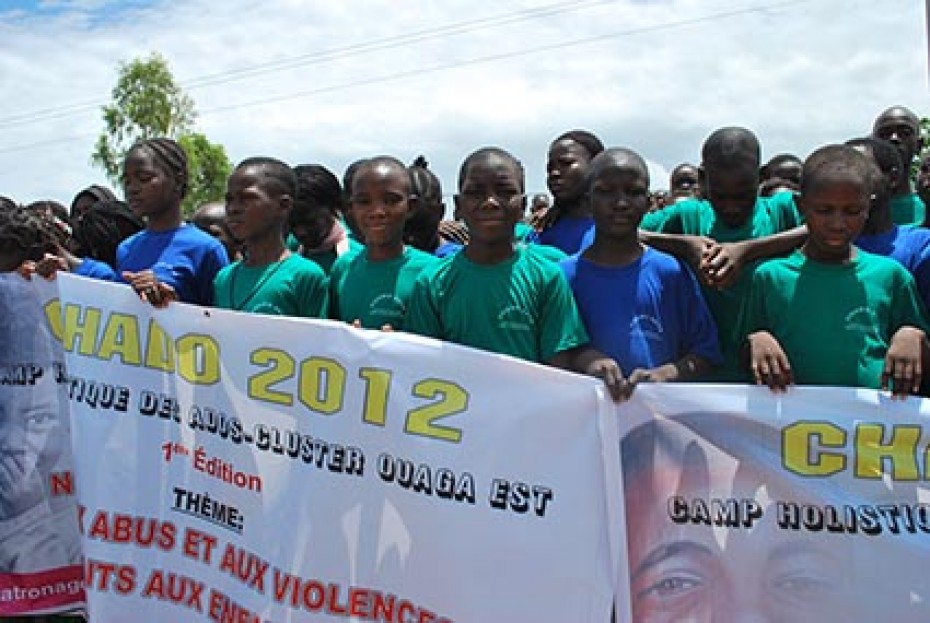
[453,194,463,221]
[279,194,294,216]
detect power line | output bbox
[0,0,613,130]
[0,0,815,155]
[200,0,812,117]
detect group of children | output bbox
[3,103,929,401]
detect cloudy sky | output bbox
[0,0,926,211]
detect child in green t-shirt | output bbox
[406,147,625,398]
[872,105,926,227]
[213,157,328,317]
[639,127,806,380]
[329,156,437,330]
[741,144,928,397]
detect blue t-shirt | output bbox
[434,241,463,258]
[533,215,595,255]
[73,257,118,281]
[560,248,721,372]
[856,225,930,311]
[116,225,229,305]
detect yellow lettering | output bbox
[97,313,142,365]
[855,424,920,480]
[248,348,295,405]
[783,422,845,476]
[43,299,63,342]
[359,367,391,427]
[176,334,220,385]
[299,357,345,415]
[405,379,466,443]
[62,303,101,355]
[144,319,175,372]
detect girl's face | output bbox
[349,163,413,250]
[546,139,593,204]
[122,148,181,219]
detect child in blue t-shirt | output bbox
[532,130,604,254]
[561,147,720,390]
[848,137,930,310]
[117,138,229,306]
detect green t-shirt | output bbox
[329,247,437,330]
[213,254,328,318]
[518,241,567,263]
[890,193,926,227]
[514,221,536,242]
[640,194,802,381]
[406,246,589,363]
[740,249,928,388]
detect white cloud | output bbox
[0,0,925,208]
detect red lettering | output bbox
[50,470,73,495]
[348,587,371,616]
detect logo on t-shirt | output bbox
[497,305,535,332]
[630,315,664,343]
[369,294,406,323]
[844,307,881,338]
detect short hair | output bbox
[342,159,368,203]
[71,200,144,268]
[236,156,297,198]
[353,156,414,195]
[761,153,802,177]
[127,138,189,197]
[552,130,605,159]
[587,147,650,189]
[0,196,18,213]
[294,164,343,218]
[457,147,525,192]
[0,204,58,264]
[702,127,761,169]
[844,137,903,178]
[872,105,921,133]
[801,144,874,195]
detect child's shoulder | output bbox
[403,246,440,268]
[855,248,917,279]
[285,253,327,280]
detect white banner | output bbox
[617,384,930,623]
[39,273,621,622]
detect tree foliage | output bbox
[178,133,232,217]
[92,52,232,218]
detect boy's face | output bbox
[798,174,870,263]
[670,166,700,200]
[546,139,591,203]
[349,163,413,249]
[873,110,922,170]
[455,154,524,245]
[224,166,288,244]
[703,165,759,228]
[589,156,649,239]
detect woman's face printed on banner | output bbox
[0,370,65,519]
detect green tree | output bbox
[92,52,231,218]
[179,133,231,217]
